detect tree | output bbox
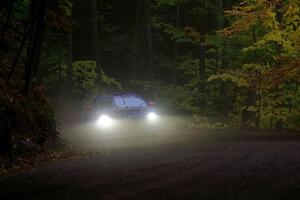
[23,0,50,96]
[221,0,300,128]
[136,0,154,80]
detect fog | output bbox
[61,115,195,151]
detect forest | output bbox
[1,0,300,155]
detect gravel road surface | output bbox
[1,129,300,200]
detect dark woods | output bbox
[0,0,60,154]
[1,0,300,154]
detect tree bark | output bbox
[256,70,261,128]
[133,0,141,79]
[241,73,257,128]
[172,4,180,84]
[274,1,284,130]
[241,26,257,128]
[145,0,153,80]
[136,0,153,80]
[66,32,73,92]
[23,0,49,96]
[72,0,101,88]
[72,0,95,61]
[92,0,102,87]
[199,37,206,93]
[6,21,34,84]
[286,80,299,129]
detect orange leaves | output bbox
[264,58,300,85]
[222,15,257,36]
[222,0,282,37]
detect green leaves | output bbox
[154,0,189,7]
[152,17,191,43]
[71,60,122,98]
[100,68,122,90]
[208,72,249,88]
[72,61,97,97]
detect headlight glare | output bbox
[147,112,158,121]
[97,115,113,127]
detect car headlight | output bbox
[147,112,158,121]
[97,115,114,127]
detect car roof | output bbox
[94,93,143,101]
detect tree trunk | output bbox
[72,0,101,89]
[131,0,140,80]
[286,81,299,129]
[92,0,102,87]
[136,0,153,80]
[72,0,95,61]
[145,0,153,80]
[199,37,206,93]
[241,26,257,128]
[241,73,257,128]
[214,47,219,98]
[23,0,49,96]
[274,1,284,129]
[172,4,180,84]
[32,20,47,78]
[256,70,261,128]
[66,33,73,92]
[6,22,33,84]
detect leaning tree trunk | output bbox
[23,0,49,96]
[7,21,34,84]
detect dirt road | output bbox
[1,130,300,200]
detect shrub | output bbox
[0,85,58,156]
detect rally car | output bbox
[83,93,158,128]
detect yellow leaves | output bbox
[290,28,300,50]
[242,63,266,72]
[208,72,249,88]
[222,0,287,37]
[223,1,269,36]
[260,29,282,42]
[224,2,258,17]
[223,16,257,36]
[224,0,300,57]
[284,2,300,23]
[259,28,297,55]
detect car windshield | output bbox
[94,97,113,109]
[113,95,147,108]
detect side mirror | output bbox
[148,101,155,106]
